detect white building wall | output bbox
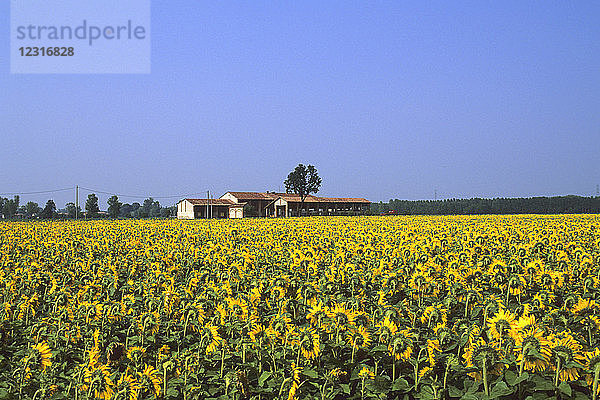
[177,200,196,219]
[274,198,288,217]
[229,207,244,219]
[220,192,238,203]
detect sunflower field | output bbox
[1,215,600,400]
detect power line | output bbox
[0,186,209,201]
[78,186,208,200]
[0,187,73,196]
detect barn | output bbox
[177,191,370,219]
[176,198,245,219]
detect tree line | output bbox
[371,195,600,215]
[0,194,176,219]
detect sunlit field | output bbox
[1,215,600,399]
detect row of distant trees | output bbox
[0,194,176,219]
[371,195,600,215]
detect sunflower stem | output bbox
[278,377,291,398]
[593,365,600,400]
[518,350,526,400]
[482,357,489,397]
[443,363,449,395]
[220,346,225,378]
[361,377,366,400]
[392,342,397,380]
[483,307,488,329]
[414,360,419,389]
[554,358,560,387]
[163,367,168,397]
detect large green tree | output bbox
[40,200,56,219]
[136,198,161,218]
[85,194,100,218]
[1,196,20,218]
[25,201,41,218]
[65,202,81,218]
[284,164,322,216]
[107,195,122,218]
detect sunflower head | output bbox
[28,341,52,372]
[116,373,141,400]
[572,298,597,317]
[549,334,584,382]
[139,364,162,397]
[346,326,371,349]
[427,339,441,367]
[107,342,125,363]
[328,302,356,328]
[488,309,516,341]
[358,366,375,379]
[514,328,552,372]
[248,324,267,344]
[586,348,600,371]
[126,346,146,367]
[389,333,413,361]
[83,364,114,400]
[463,338,503,379]
[298,327,320,360]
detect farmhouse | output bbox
[177,198,245,219]
[177,191,370,219]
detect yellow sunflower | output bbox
[116,373,141,400]
[287,363,302,400]
[297,327,320,360]
[306,300,326,326]
[462,338,504,380]
[488,309,516,341]
[248,323,267,345]
[327,302,357,329]
[585,348,600,395]
[29,341,53,372]
[226,297,249,322]
[127,346,146,364]
[514,327,552,372]
[376,316,398,342]
[346,326,371,349]
[83,364,115,400]
[507,274,527,296]
[137,311,160,335]
[427,339,441,367]
[358,366,375,379]
[205,323,223,354]
[572,298,597,317]
[138,364,162,398]
[549,333,585,382]
[511,313,537,338]
[389,330,413,361]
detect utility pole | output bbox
[434,189,437,201]
[596,184,599,197]
[76,185,79,220]
[206,190,209,219]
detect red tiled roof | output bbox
[224,192,370,204]
[226,192,275,200]
[183,199,243,207]
[317,197,371,203]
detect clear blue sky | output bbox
[1,1,599,208]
